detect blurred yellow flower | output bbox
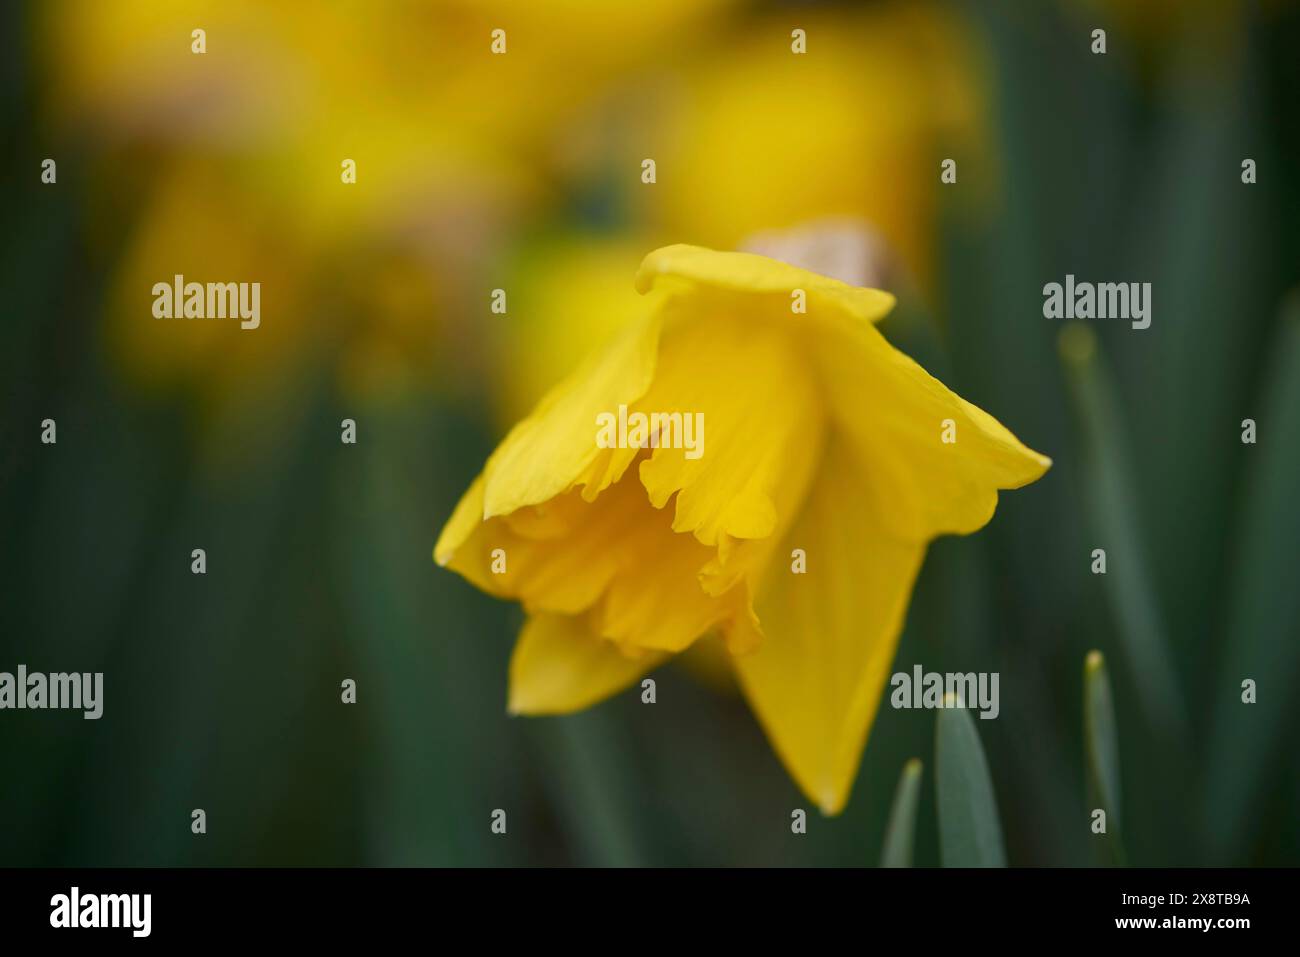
[492,236,653,423]
[634,3,990,294]
[436,245,1049,813]
[38,0,739,405]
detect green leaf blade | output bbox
[1059,323,1188,743]
[1084,650,1125,865]
[1202,295,1300,862]
[936,701,1006,868]
[880,758,924,868]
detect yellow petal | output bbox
[438,460,743,653]
[589,491,743,652]
[481,308,662,520]
[508,613,667,715]
[810,312,1051,542]
[636,313,825,549]
[633,247,1048,531]
[434,470,489,567]
[732,437,925,815]
[636,244,895,325]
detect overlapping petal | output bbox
[810,314,1051,542]
[732,437,925,814]
[437,460,740,653]
[635,313,823,548]
[508,613,666,715]
[636,244,895,325]
[479,308,662,521]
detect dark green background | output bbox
[2,1,1298,865]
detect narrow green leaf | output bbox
[936,701,1006,867]
[1202,293,1300,862]
[334,401,499,865]
[1084,650,1125,866]
[1059,323,1188,744]
[880,758,924,868]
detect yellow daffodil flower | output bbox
[438,244,1050,814]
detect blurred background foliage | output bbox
[2,0,1298,866]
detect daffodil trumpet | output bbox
[595,404,704,460]
[436,244,1050,814]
